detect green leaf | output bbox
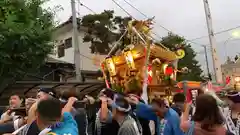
[0,0,55,88]
[157,33,204,81]
[81,10,132,55]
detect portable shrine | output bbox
[100,19,186,101]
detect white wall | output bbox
[50,26,106,71]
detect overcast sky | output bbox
[43,0,240,75]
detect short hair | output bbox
[10,94,23,100]
[173,93,185,103]
[193,94,224,131]
[151,98,166,107]
[37,98,62,123]
[38,88,57,98]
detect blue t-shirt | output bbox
[49,112,78,135]
[136,103,184,135]
[160,108,183,135]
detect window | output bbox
[64,37,72,49]
[58,44,65,58]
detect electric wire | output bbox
[76,0,97,14]
[121,0,232,47]
[74,0,127,60]
[76,0,239,55]
[188,25,240,41]
[111,0,163,40]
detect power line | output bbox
[125,0,240,43]
[75,0,164,41]
[75,0,105,61]
[120,0,210,46]
[76,0,81,17]
[122,0,171,32]
[111,0,135,18]
[75,1,163,55]
[189,25,240,41]
[202,37,240,46]
[74,1,164,58]
[76,0,96,14]
[77,0,200,49]
[78,0,164,41]
[74,0,126,61]
[125,0,240,42]
[76,0,240,48]
[111,0,163,40]
[68,0,96,61]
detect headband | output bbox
[110,102,131,112]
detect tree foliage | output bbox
[82,10,203,81]
[159,33,203,81]
[0,0,55,89]
[81,10,132,54]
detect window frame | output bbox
[64,37,72,49]
[58,44,65,58]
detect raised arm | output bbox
[62,97,77,113]
[125,96,157,121]
[135,102,157,121]
[27,102,37,124]
[180,103,191,132]
[99,96,110,122]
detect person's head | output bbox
[36,98,62,130]
[151,98,168,118]
[37,88,57,101]
[193,94,224,131]
[173,93,185,104]
[111,97,131,121]
[9,95,22,108]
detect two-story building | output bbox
[51,17,106,74]
[0,18,108,105]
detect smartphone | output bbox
[10,107,27,117]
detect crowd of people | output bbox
[0,87,239,135]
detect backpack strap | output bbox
[185,121,195,135]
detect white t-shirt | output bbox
[1,111,17,121]
[1,111,22,130]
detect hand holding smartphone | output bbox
[10,107,27,117]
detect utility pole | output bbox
[202,45,211,80]
[203,0,222,83]
[71,0,82,81]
